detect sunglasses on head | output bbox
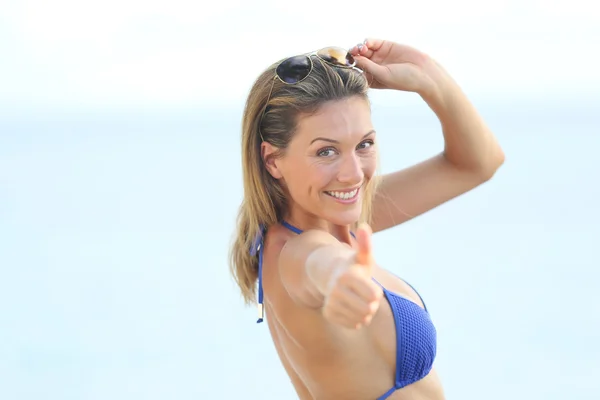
[259,47,359,140]
[274,46,357,84]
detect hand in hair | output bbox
[322,224,384,330]
[349,38,451,101]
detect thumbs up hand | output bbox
[322,224,384,329]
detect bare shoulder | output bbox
[263,224,340,266]
[264,225,350,310]
[279,227,342,258]
[261,226,331,332]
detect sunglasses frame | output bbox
[275,47,357,84]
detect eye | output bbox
[317,147,337,157]
[357,139,375,150]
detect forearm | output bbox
[421,62,505,177]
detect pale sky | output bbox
[0,0,598,112]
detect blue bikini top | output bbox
[251,221,437,398]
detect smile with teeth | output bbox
[325,188,359,200]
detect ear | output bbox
[261,142,283,179]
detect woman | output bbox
[230,38,504,400]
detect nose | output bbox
[337,152,364,185]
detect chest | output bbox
[369,271,437,380]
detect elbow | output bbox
[446,145,506,182]
[480,147,505,181]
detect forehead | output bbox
[294,96,372,141]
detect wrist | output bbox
[421,77,467,120]
[417,58,462,114]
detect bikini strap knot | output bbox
[250,224,267,323]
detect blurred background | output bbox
[1,0,599,399]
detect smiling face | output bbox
[263,95,378,227]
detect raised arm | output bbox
[351,39,505,232]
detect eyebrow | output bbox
[310,130,376,145]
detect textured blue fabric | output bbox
[374,279,437,399]
[254,221,437,397]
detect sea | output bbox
[1,92,599,399]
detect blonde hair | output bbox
[229,56,380,304]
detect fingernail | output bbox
[357,43,364,51]
[363,38,368,45]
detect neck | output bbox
[284,208,355,245]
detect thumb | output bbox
[354,223,374,268]
[354,55,388,81]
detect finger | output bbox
[363,37,385,51]
[357,43,375,59]
[328,282,381,326]
[354,56,389,88]
[349,43,372,59]
[335,308,369,330]
[348,277,383,306]
[339,270,383,306]
[350,40,379,56]
[353,55,389,84]
[335,286,376,318]
[323,303,363,329]
[355,223,374,267]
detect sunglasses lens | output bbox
[276,55,312,83]
[316,47,355,67]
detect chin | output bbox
[320,200,363,227]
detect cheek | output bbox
[287,162,336,196]
[281,159,323,193]
[362,154,378,179]
[309,163,338,188]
